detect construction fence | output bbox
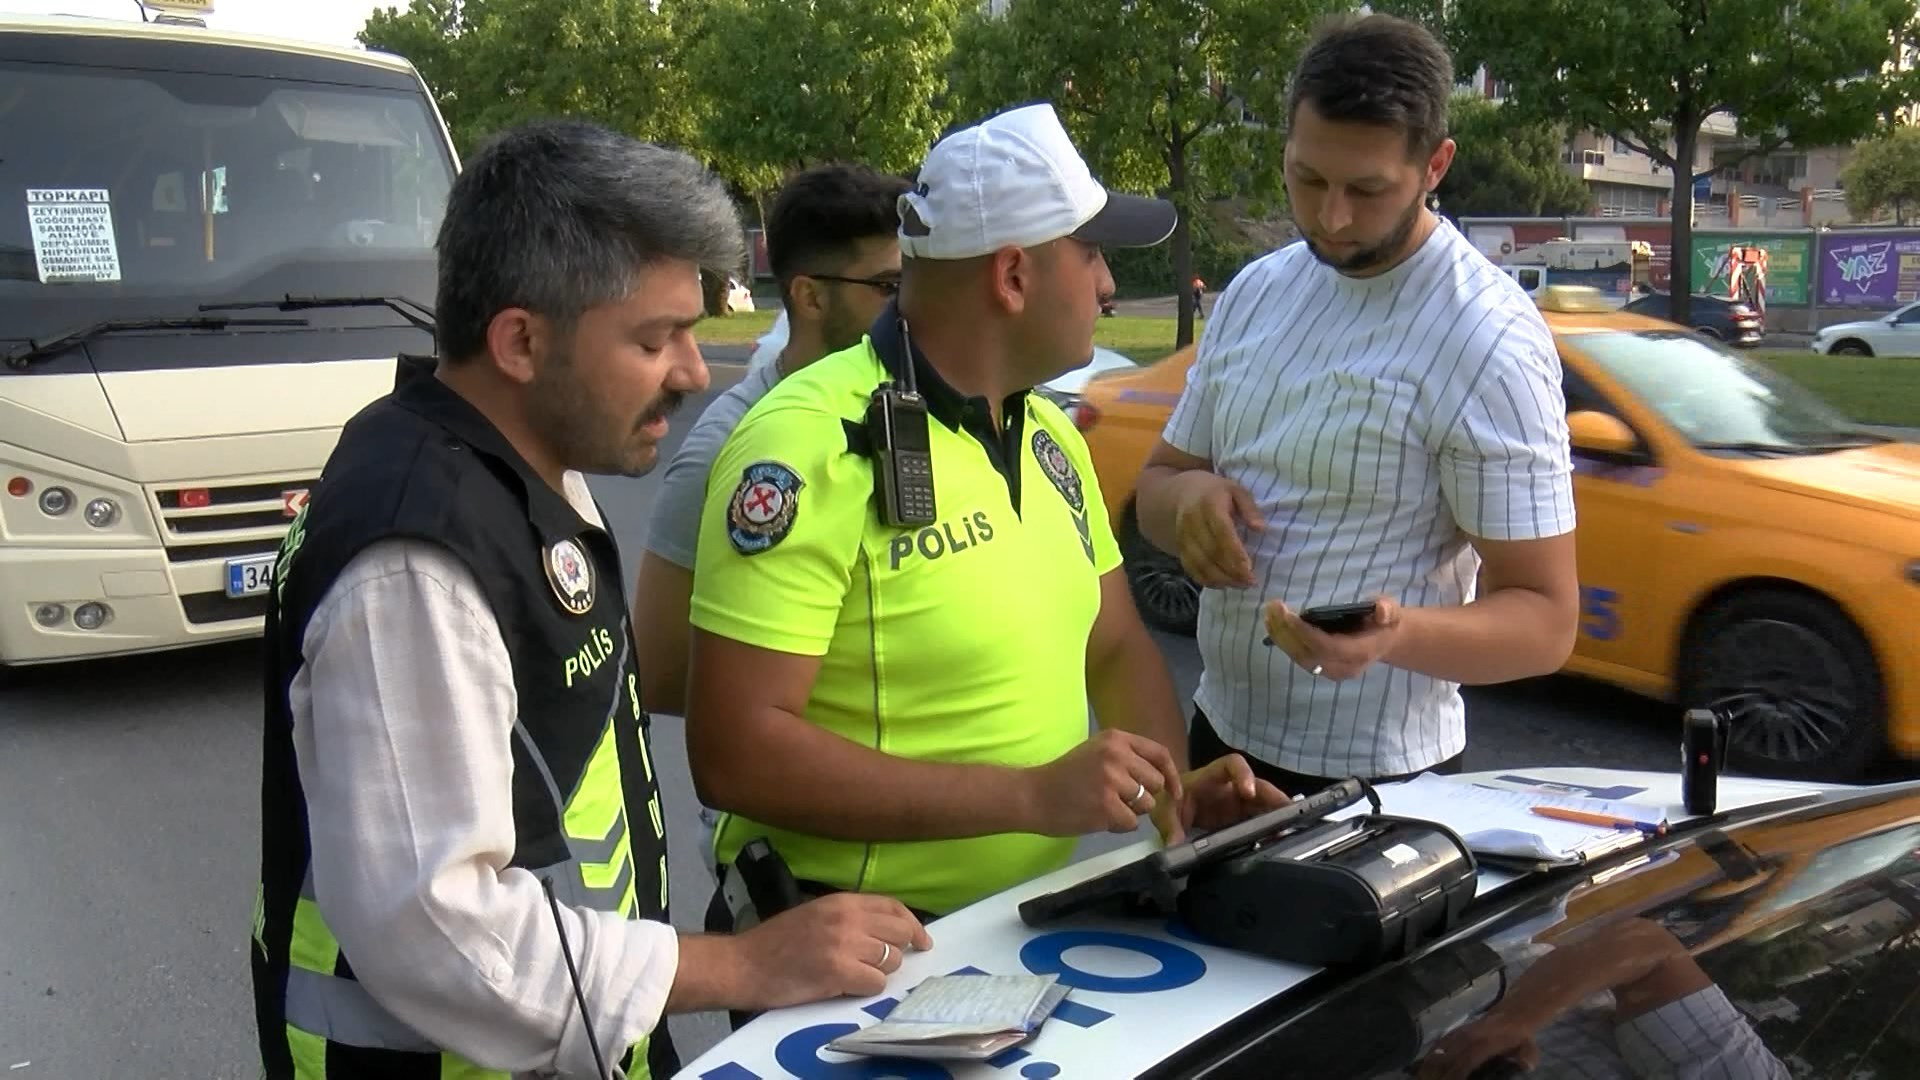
[1458,216,1920,334]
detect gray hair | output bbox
[435,118,746,361]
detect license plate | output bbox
[226,554,277,598]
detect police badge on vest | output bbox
[1032,428,1094,564]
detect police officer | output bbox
[250,119,929,1080]
[633,162,911,718]
[683,104,1288,942]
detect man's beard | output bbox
[527,345,684,479]
[1299,192,1425,275]
[820,298,874,358]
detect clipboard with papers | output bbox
[1325,773,1675,869]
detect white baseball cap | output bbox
[899,102,1177,260]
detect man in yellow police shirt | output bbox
[683,104,1288,941]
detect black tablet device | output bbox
[1017,777,1371,926]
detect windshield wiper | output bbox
[1698,432,1891,455]
[1795,429,1894,447]
[1694,440,1812,455]
[3,315,310,370]
[200,294,436,337]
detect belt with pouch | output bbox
[718,838,938,929]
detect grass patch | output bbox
[1093,316,1203,364]
[696,310,1199,365]
[1748,350,1920,429]
[697,311,1920,429]
[696,309,780,344]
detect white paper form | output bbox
[1327,772,1671,861]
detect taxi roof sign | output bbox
[1537,285,1614,313]
[142,0,214,11]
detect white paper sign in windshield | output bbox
[26,188,123,284]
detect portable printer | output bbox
[1018,777,1477,970]
[1178,812,1477,969]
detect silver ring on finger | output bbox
[1310,664,1324,677]
[877,941,892,968]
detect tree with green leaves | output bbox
[359,0,697,158]
[1436,93,1591,219]
[1841,125,1920,225]
[1432,0,1914,325]
[674,0,964,201]
[947,0,1347,348]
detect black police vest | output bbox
[251,359,674,1078]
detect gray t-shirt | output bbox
[644,354,783,568]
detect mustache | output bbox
[639,391,685,428]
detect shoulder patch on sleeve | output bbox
[1030,428,1085,514]
[725,460,805,555]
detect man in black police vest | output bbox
[251,119,930,1079]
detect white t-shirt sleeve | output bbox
[292,538,677,1073]
[1161,263,1259,459]
[1435,312,1576,542]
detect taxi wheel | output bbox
[1119,505,1199,637]
[1680,590,1886,782]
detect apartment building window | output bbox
[1593,184,1659,216]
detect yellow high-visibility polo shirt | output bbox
[688,315,1122,916]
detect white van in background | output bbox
[1502,263,1549,299]
[0,3,455,676]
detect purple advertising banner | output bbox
[1818,231,1920,306]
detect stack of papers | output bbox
[1330,772,1671,863]
[827,973,1072,1060]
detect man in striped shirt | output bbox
[1135,13,1580,793]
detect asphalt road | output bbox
[0,351,1685,1077]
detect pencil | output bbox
[1531,805,1664,835]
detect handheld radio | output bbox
[866,318,937,527]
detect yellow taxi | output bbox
[1070,286,1920,782]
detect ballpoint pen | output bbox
[1531,805,1666,835]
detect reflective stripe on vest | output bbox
[263,709,649,1078]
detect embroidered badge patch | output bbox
[543,537,595,615]
[1031,429,1085,514]
[727,461,805,555]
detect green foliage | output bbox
[1438,0,1913,324]
[1105,210,1260,299]
[1841,125,1920,224]
[946,0,1345,346]
[1437,93,1591,218]
[676,0,965,197]
[359,0,696,158]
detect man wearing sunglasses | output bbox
[633,162,908,719]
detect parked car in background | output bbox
[1623,289,1765,347]
[1811,299,1920,356]
[1073,287,1920,782]
[723,275,755,314]
[1037,346,1135,416]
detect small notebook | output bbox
[827,974,1071,1060]
[1329,772,1669,864]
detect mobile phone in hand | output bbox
[1299,601,1378,634]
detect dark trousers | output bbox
[1188,705,1465,795]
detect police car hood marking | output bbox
[679,767,1840,1079]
